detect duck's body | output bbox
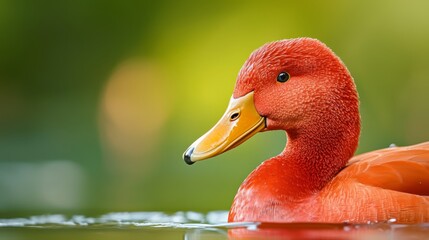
[230,141,429,223]
[183,38,429,223]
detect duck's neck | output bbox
[274,112,360,197]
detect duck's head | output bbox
[184,38,360,165]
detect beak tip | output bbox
[183,147,195,165]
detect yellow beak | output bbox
[183,91,266,164]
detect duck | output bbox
[183,38,429,224]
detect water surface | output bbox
[1,211,428,239]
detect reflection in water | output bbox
[1,211,428,240]
[226,222,371,240]
[184,229,228,240]
[186,222,429,240]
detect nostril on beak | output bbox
[230,112,240,121]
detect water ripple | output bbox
[1,211,429,240]
[0,211,237,228]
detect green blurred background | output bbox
[1,0,428,216]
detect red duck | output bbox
[183,38,429,223]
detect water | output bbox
[1,211,428,239]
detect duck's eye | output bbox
[277,72,290,83]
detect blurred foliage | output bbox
[0,0,429,215]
